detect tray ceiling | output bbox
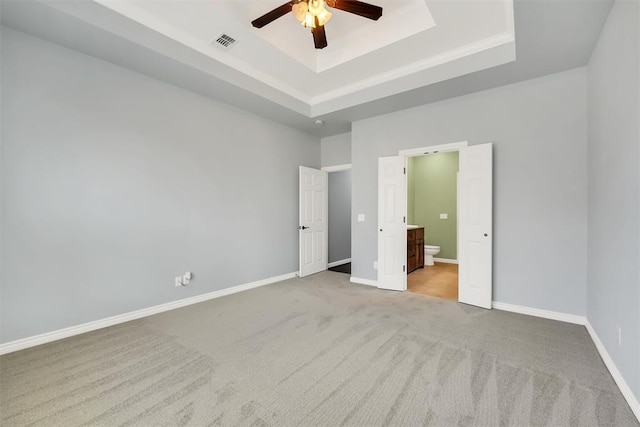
[37,0,515,115]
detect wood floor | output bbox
[407,262,458,300]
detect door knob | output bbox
[484,233,488,237]
[299,226,309,230]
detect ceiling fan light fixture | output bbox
[252,0,383,49]
[308,0,326,16]
[292,2,308,21]
[302,11,316,28]
[298,0,332,28]
[316,8,332,26]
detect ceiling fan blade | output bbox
[328,0,382,20]
[251,2,294,28]
[311,17,328,49]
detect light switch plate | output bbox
[440,213,448,219]
[357,214,365,222]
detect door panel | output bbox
[377,156,407,291]
[299,166,328,277]
[458,143,493,308]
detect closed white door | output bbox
[299,166,328,277]
[458,143,493,309]
[377,156,407,291]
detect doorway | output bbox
[377,142,493,309]
[405,151,459,300]
[323,164,352,275]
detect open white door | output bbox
[458,143,493,309]
[299,166,328,277]
[377,156,407,291]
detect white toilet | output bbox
[424,245,440,266]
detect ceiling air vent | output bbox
[214,34,237,50]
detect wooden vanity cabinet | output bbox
[407,227,424,274]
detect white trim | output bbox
[310,33,514,104]
[0,272,297,355]
[433,258,458,264]
[491,301,586,325]
[92,0,312,105]
[53,1,515,116]
[586,321,640,421]
[322,164,352,172]
[350,277,378,287]
[328,258,351,268]
[492,302,639,422]
[399,141,468,157]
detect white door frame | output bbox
[321,164,353,268]
[321,164,352,173]
[398,141,468,158]
[394,141,468,292]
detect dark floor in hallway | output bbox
[328,262,351,274]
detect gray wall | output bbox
[0,27,320,343]
[587,0,640,400]
[352,68,588,316]
[328,170,351,263]
[321,133,351,167]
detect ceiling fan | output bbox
[251,0,383,50]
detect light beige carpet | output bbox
[1,271,637,426]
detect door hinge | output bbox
[403,216,406,223]
[403,265,406,272]
[403,167,406,175]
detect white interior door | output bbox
[458,143,493,309]
[377,156,407,291]
[299,166,328,277]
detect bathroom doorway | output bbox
[323,164,352,275]
[405,150,459,300]
[377,141,493,309]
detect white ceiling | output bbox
[53,0,515,114]
[142,0,437,74]
[1,0,613,137]
[254,0,436,73]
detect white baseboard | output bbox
[350,276,378,287]
[585,321,640,421]
[433,258,458,264]
[492,301,639,421]
[491,301,586,325]
[328,258,351,268]
[0,271,297,355]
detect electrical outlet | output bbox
[617,327,622,346]
[373,261,378,269]
[175,276,184,287]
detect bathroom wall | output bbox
[407,152,459,260]
[328,170,352,264]
[1,27,320,343]
[587,0,640,402]
[351,67,588,316]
